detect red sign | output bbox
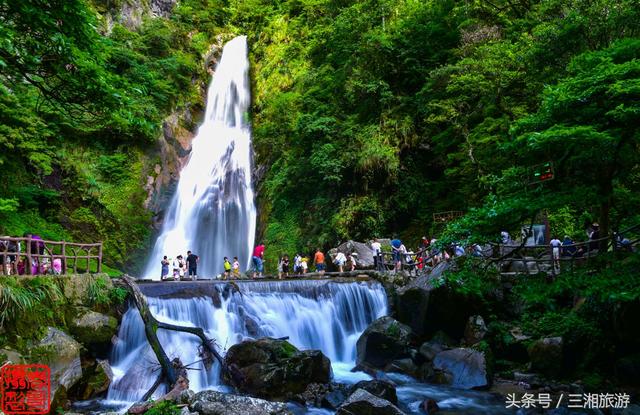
[1,364,51,415]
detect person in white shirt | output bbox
[370,239,382,271]
[550,236,562,270]
[334,251,347,272]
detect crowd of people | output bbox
[0,233,63,275]
[160,250,202,280]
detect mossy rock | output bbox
[70,308,118,345]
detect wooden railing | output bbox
[0,236,103,276]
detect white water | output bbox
[143,36,256,279]
[106,280,388,403]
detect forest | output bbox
[1,0,639,269]
[1,0,640,399]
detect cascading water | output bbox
[106,280,388,403]
[142,36,256,280]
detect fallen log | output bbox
[119,274,229,410]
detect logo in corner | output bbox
[1,364,51,415]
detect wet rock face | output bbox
[70,309,118,346]
[356,316,412,372]
[189,390,291,415]
[336,388,405,415]
[432,348,490,389]
[35,328,82,403]
[348,380,398,404]
[224,337,331,400]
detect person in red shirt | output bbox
[314,248,325,275]
[252,243,265,279]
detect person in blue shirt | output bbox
[391,238,402,271]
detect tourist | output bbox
[314,248,325,275]
[390,238,402,271]
[52,258,62,275]
[588,223,600,251]
[282,255,290,278]
[173,255,184,279]
[301,256,308,273]
[277,255,284,279]
[186,250,198,280]
[334,251,347,272]
[293,253,302,275]
[370,239,382,271]
[252,243,265,279]
[6,239,19,275]
[550,236,562,270]
[223,257,232,280]
[562,235,577,257]
[348,253,357,272]
[161,256,170,280]
[232,256,240,278]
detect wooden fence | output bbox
[0,236,103,276]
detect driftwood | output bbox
[120,275,230,410]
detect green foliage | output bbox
[86,275,128,306]
[145,400,181,415]
[0,277,62,326]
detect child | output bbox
[301,257,308,274]
[223,257,232,280]
[232,257,240,278]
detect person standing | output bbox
[172,256,181,279]
[282,255,290,278]
[232,256,240,278]
[277,255,284,279]
[370,239,382,271]
[314,248,325,275]
[252,243,265,279]
[186,250,199,280]
[550,236,562,270]
[348,253,357,272]
[177,255,186,279]
[391,238,402,272]
[223,257,232,280]
[161,256,170,280]
[301,256,308,274]
[293,253,302,275]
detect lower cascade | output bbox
[106,280,388,403]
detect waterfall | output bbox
[142,36,256,280]
[106,280,388,403]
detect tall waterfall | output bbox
[106,280,388,403]
[143,36,256,279]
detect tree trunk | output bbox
[119,275,230,408]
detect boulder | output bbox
[70,309,118,346]
[432,348,490,389]
[224,337,331,399]
[321,387,349,410]
[35,328,82,403]
[333,241,376,269]
[190,390,291,415]
[0,347,23,364]
[336,388,405,415]
[80,359,113,399]
[356,316,412,371]
[463,315,487,345]
[395,262,477,339]
[419,341,445,362]
[348,380,397,404]
[528,337,563,377]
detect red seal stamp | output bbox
[1,364,51,415]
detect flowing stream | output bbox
[106,280,388,402]
[142,36,256,280]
